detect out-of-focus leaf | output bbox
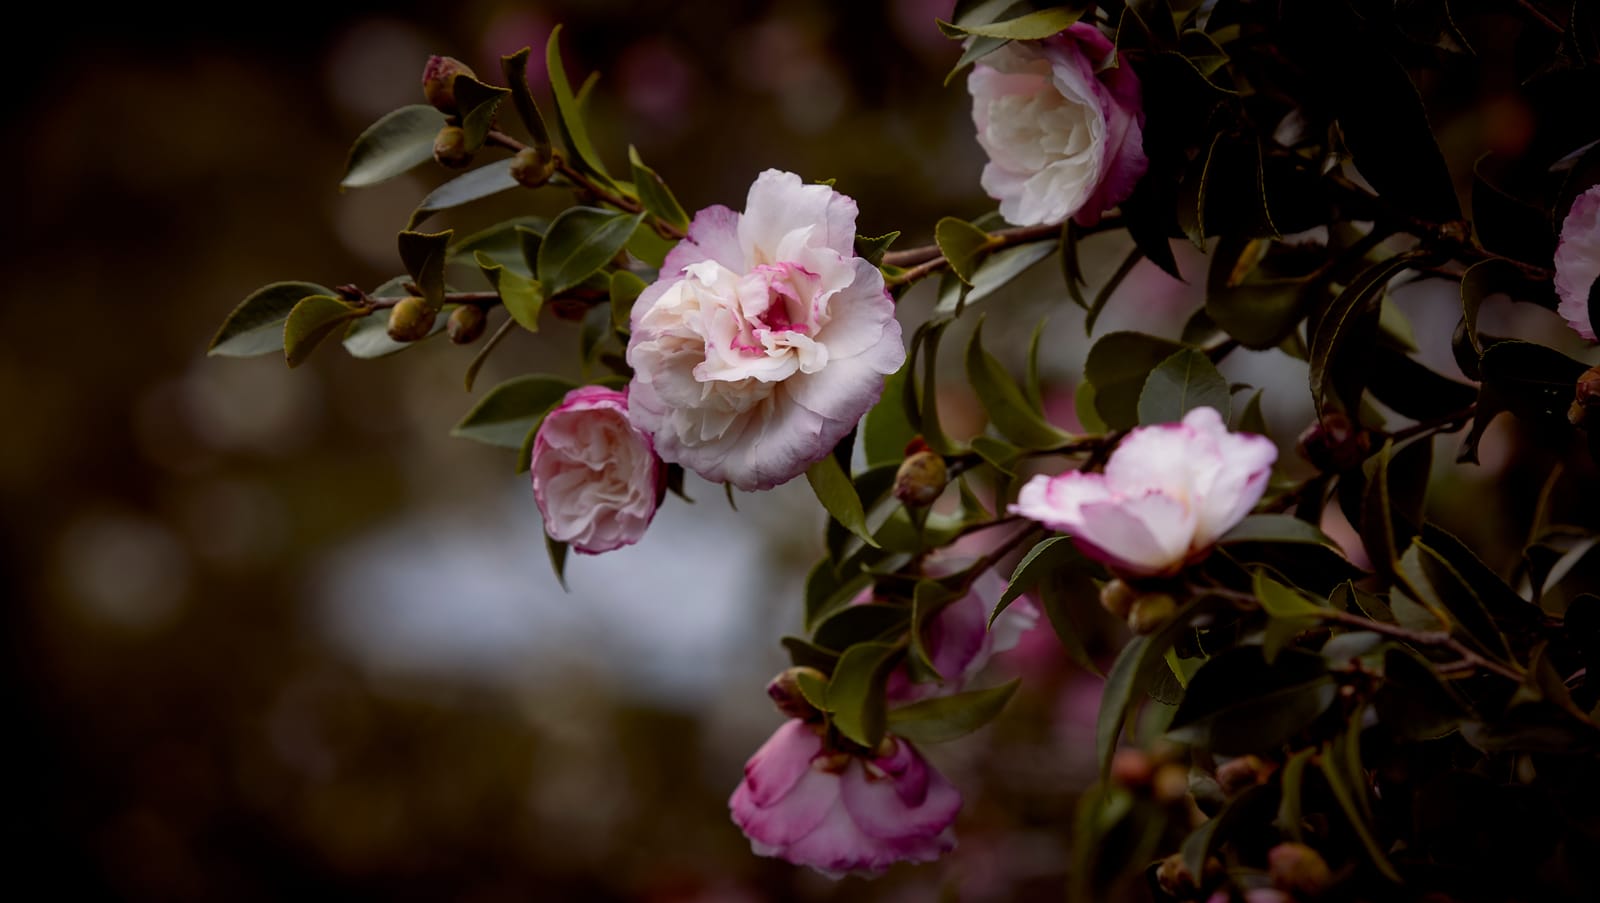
[864,364,915,468]
[463,316,518,393]
[609,270,647,336]
[1182,784,1273,881]
[937,5,1088,39]
[451,374,576,448]
[966,317,1073,448]
[1137,348,1231,425]
[545,535,569,590]
[782,635,840,672]
[1369,344,1478,422]
[1222,515,1335,547]
[210,281,334,357]
[340,104,448,189]
[804,558,874,631]
[889,680,1021,743]
[1168,647,1337,754]
[1309,251,1431,419]
[342,306,450,359]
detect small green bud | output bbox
[433,125,472,168]
[1268,842,1333,897]
[421,55,476,113]
[1098,578,1138,620]
[510,146,557,188]
[766,666,826,720]
[386,297,435,343]
[447,305,486,344]
[893,450,948,507]
[1127,592,1177,635]
[1568,365,1600,429]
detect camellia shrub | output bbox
[209,1,1600,900]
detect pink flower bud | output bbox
[530,386,665,554]
[421,55,476,113]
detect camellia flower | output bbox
[1555,184,1600,341]
[529,386,664,554]
[1010,407,1277,577]
[885,568,1039,703]
[626,170,905,491]
[968,22,1147,227]
[729,721,960,877]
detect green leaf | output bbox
[1182,784,1272,881]
[804,557,875,631]
[1367,344,1478,423]
[1221,515,1335,547]
[963,240,1058,308]
[1275,747,1315,841]
[1024,317,1048,413]
[1398,540,1511,659]
[545,534,569,590]
[501,47,552,155]
[284,295,364,368]
[628,146,690,231]
[1318,730,1401,882]
[545,25,613,184]
[1075,380,1107,433]
[398,229,453,305]
[888,679,1021,744]
[782,635,840,672]
[451,74,511,152]
[1458,256,1527,363]
[1034,545,1108,677]
[910,580,962,676]
[1309,251,1431,418]
[210,281,334,357]
[1359,438,1431,575]
[1061,221,1088,309]
[1480,340,1589,426]
[1167,647,1338,754]
[827,641,901,748]
[1084,246,1144,336]
[609,269,647,336]
[451,375,576,448]
[627,220,675,269]
[1084,332,1190,430]
[1252,570,1326,619]
[342,306,450,359]
[537,207,644,297]
[447,216,547,274]
[864,363,915,468]
[463,316,518,393]
[992,536,1073,626]
[475,248,545,334]
[1235,388,1268,436]
[806,453,878,548]
[935,217,992,285]
[1137,348,1231,425]
[938,5,1087,39]
[966,317,1073,449]
[905,320,963,456]
[813,603,910,653]
[408,160,519,228]
[856,231,900,266]
[1206,237,1317,349]
[340,104,449,189]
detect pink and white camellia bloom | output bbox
[1555,184,1600,341]
[885,568,1040,704]
[968,22,1147,227]
[626,170,906,491]
[1010,407,1277,578]
[729,721,960,877]
[529,386,664,555]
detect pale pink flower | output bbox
[1555,184,1600,341]
[729,721,960,877]
[626,170,905,490]
[529,386,664,554]
[887,569,1039,703]
[968,23,1147,227]
[1010,407,1277,577]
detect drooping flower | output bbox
[1010,407,1277,577]
[1555,184,1600,341]
[728,721,960,877]
[886,568,1039,703]
[529,386,664,554]
[626,169,906,491]
[968,22,1147,227]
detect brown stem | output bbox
[881,222,1062,268]
[1320,609,1525,682]
[484,129,686,240]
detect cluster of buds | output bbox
[1109,746,1190,806]
[1099,577,1178,635]
[422,56,480,169]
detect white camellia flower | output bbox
[1555,184,1600,341]
[530,386,664,554]
[968,23,1147,227]
[626,170,905,491]
[1010,407,1277,577]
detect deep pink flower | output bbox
[729,721,960,877]
[1555,184,1600,341]
[529,386,664,554]
[968,23,1147,226]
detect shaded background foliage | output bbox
[5,1,1600,901]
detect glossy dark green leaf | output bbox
[1084,331,1190,430]
[1375,647,1471,741]
[935,217,992,285]
[398,229,452,305]
[475,249,545,334]
[1235,388,1268,436]
[340,104,448,189]
[1252,570,1326,619]
[628,146,690,231]
[448,216,546,274]
[1480,339,1589,425]
[905,320,963,455]
[545,25,613,183]
[806,453,878,548]
[284,295,365,368]
[1458,258,1527,360]
[1034,545,1107,677]
[1167,647,1338,754]
[827,641,901,747]
[451,374,576,448]
[1137,348,1231,425]
[804,558,874,631]
[1472,154,1556,269]
[992,536,1074,626]
[501,47,552,155]
[537,207,643,297]
[888,679,1021,744]
[966,318,1073,448]
[1221,515,1335,548]
[545,534,569,590]
[451,74,510,152]
[1309,251,1431,419]
[409,160,519,228]
[962,240,1058,310]
[210,281,334,357]
[864,363,915,468]
[856,231,900,266]
[813,602,910,653]
[1097,598,1213,781]
[782,635,840,672]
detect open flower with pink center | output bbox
[626,169,905,491]
[1010,407,1277,577]
[729,721,960,877]
[968,22,1147,227]
[529,386,664,554]
[1555,184,1600,341]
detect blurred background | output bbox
[5,1,1596,900]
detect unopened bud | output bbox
[386,297,435,343]
[1099,578,1138,620]
[1110,748,1154,788]
[1216,754,1274,797]
[1268,842,1332,897]
[1155,854,1196,897]
[1569,365,1600,429]
[421,55,476,113]
[893,450,948,507]
[766,666,826,720]
[447,305,486,344]
[510,146,557,189]
[1152,762,1190,805]
[1296,411,1370,472]
[433,125,472,168]
[1127,592,1177,635]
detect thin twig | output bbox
[484,129,686,239]
[1320,609,1525,682]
